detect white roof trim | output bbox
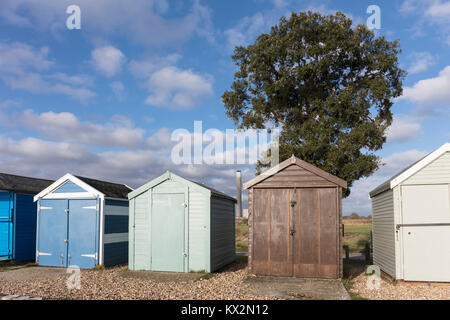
[390,143,450,189]
[33,173,104,202]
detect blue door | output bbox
[0,192,13,259]
[67,200,99,269]
[37,199,68,267]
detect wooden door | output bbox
[252,188,339,278]
[292,188,338,278]
[252,188,291,276]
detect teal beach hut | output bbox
[128,171,236,273]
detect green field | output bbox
[343,221,372,253]
[236,220,248,252]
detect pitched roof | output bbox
[370,143,450,198]
[75,176,132,199]
[0,173,54,195]
[244,155,347,189]
[128,171,237,202]
[186,178,237,202]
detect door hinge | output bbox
[37,251,52,256]
[81,253,98,259]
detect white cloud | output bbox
[0,41,95,102]
[408,51,436,74]
[0,98,20,109]
[400,0,450,44]
[401,65,450,106]
[128,54,182,78]
[386,116,422,143]
[17,110,144,148]
[0,0,214,47]
[91,46,126,78]
[425,0,450,19]
[145,66,213,109]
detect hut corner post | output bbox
[236,170,242,218]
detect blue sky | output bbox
[0,0,449,216]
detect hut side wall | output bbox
[210,195,235,272]
[248,188,253,274]
[371,189,396,278]
[14,194,38,261]
[103,199,129,267]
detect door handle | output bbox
[290,229,296,236]
[64,239,68,243]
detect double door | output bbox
[252,188,339,278]
[37,199,99,269]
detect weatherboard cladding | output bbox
[371,189,396,278]
[369,144,450,281]
[0,173,53,261]
[128,171,236,273]
[210,195,235,272]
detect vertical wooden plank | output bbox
[248,188,253,273]
[318,188,338,278]
[268,189,290,276]
[252,189,269,274]
[317,189,321,269]
[296,188,319,277]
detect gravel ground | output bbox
[0,262,275,300]
[351,273,450,300]
[0,267,66,281]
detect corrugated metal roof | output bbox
[76,176,132,199]
[0,173,54,195]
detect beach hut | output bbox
[370,143,450,282]
[33,174,132,269]
[0,173,53,261]
[128,171,236,273]
[244,155,347,279]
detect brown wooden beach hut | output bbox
[244,155,347,279]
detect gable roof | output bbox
[370,143,450,198]
[75,176,132,199]
[34,173,132,201]
[128,171,237,202]
[0,173,54,195]
[244,155,347,189]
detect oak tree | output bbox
[222,11,406,196]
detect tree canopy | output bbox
[222,11,406,196]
